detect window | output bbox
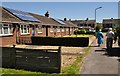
[21,25,29,34]
[0,24,2,34]
[62,27,64,32]
[66,28,69,31]
[70,28,72,31]
[50,26,53,32]
[38,25,42,33]
[54,27,57,32]
[57,26,60,32]
[0,23,13,35]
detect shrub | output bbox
[74,29,87,35]
[81,28,87,34]
[115,25,120,33]
[95,25,102,32]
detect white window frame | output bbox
[20,25,30,35]
[38,25,42,33]
[57,26,60,32]
[0,23,13,36]
[50,26,53,32]
[62,27,64,32]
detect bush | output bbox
[95,25,102,32]
[115,25,120,37]
[74,29,87,34]
[115,25,120,32]
[32,36,89,47]
[81,28,87,34]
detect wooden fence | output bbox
[1,45,61,73]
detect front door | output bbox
[32,26,35,36]
[46,26,49,36]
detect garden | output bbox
[1,28,96,75]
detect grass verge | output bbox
[61,46,91,74]
[1,68,42,74]
[63,35,93,37]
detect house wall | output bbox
[66,28,70,36]
[0,23,76,46]
[36,26,46,37]
[0,23,17,46]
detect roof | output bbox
[29,13,62,26]
[71,20,96,24]
[1,6,22,23]
[61,20,78,27]
[1,6,40,24]
[103,19,120,24]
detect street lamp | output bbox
[95,7,102,22]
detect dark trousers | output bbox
[106,38,113,49]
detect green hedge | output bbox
[31,37,89,47]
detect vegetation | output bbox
[62,46,91,74]
[1,68,42,74]
[95,24,102,32]
[64,34,92,37]
[115,25,120,36]
[74,28,87,37]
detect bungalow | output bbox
[0,6,78,46]
[0,6,41,46]
[29,12,65,37]
[61,18,78,35]
[102,18,120,31]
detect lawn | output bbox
[63,34,93,37]
[1,68,42,74]
[1,34,94,75]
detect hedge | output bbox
[31,37,89,47]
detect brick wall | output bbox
[0,26,17,46]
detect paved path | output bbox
[80,37,120,74]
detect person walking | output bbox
[113,29,117,44]
[106,28,114,50]
[96,29,104,47]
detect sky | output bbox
[1,2,119,22]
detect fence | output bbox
[1,45,61,73]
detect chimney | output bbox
[111,18,113,19]
[45,11,49,17]
[86,18,89,21]
[64,18,67,21]
[69,19,71,21]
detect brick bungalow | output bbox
[1,7,41,46]
[0,7,78,46]
[29,12,64,37]
[30,12,77,37]
[61,18,78,35]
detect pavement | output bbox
[80,35,120,74]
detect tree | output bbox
[115,25,120,46]
[95,24,102,32]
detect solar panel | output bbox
[53,18,65,25]
[5,7,40,22]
